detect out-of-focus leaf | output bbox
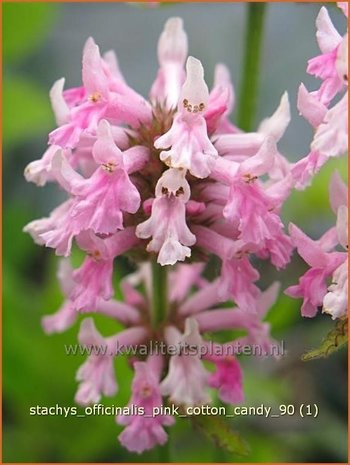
[302,318,348,361]
[284,157,348,223]
[3,3,58,63]
[3,77,53,146]
[192,415,250,456]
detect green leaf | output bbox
[284,157,348,223]
[3,77,54,146]
[302,318,348,361]
[3,3,58,63]
[192,415,250,457]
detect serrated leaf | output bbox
[192,414,250,457]
[302,318,348,361]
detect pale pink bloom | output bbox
[329,170,348,213]
[95,299,141,325]
[285,223,345,317]
[161,319,211,406]
[72,257,114,312]
[213,93,291,182]
[297,83,327,128]
[323,258,348,319]
[24,145,68,186]
[70,229,139,311]
[50,78,70,126]
[323,204,348,319]
[136,168,196,265]
[307,7,346,105]
[205,64,238,135]
[51,122,148,236]
[220,256,261,313]
[196,282,280,333]
[208,356,244,404]
[150,18,187,109]
[257,92,291,142]
[41,260,77,334]
[169,262,205,303]
[75,318,117,405]
[292,151,327,190]
[36,137,146,256]
[287,171,348,318]
[25,199,81,256]
[42,256,141,330]
[226,283,281,357]
[117,357,174,453]
[75,319,147,406]
[155,57,218,178]
[213,92,290,161]
[178,278,224,317]
[49,38,152,149]
[24,15,319,454]
[212,137,293,267]
[293,20,348,189]
[311,92,348,157]
[335,204,348,250]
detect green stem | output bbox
[152,262,170,462]
[151,261,168,328]
[237,2,267,132]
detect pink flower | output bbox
[117,357,174,453]
[150,17,187,109]
[205,63,238,135]
[306,6,346,105]
[75,318,118,405]
[208,356,244,405]
[24,13,331,455]
[161,319,211,406]
[49,38,152,149]
[169,262,205,303]
[287,171,348,318]
[322,200,348,319]
[311,92,348,158]
[70,229,139,311]
[285,223,345,317]
[75,318,147,406]
[24,144,69,187]
[154,57,218,178]
[212,137,293,268]
[52,121,148,236]
[323,258,348,320]
[292,4,348,189]
[220,256,261,313]
[136,168,196,265]
[41,260,77,334]
[71,257,113,312]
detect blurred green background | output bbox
[3,2,347,463]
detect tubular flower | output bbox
[24,15,316,454]
[293,2,348,189]
[286,171,348,319]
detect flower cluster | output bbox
[288,2,348,320]
[292,2,348,188]
[24,4,347,454]
[286,172,347,319]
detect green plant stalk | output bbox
[151,261,170,461]
[151,260,168,328]
[237,2,267,132]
